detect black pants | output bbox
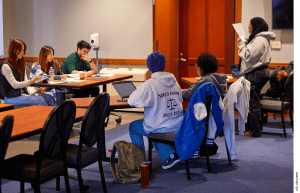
[72,87,100,98]
[244,67,270,137]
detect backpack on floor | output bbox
[110,141,145,183]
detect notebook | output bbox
[230,65,242,78]
[112,81,136,102]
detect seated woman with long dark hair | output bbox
[0,39,52,107]
[29,46,67,105]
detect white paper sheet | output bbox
[232,23,246,42]
[99,73,115,77]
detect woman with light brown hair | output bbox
[0,39,51,107]
[29,46,67,105]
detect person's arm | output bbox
[24,74,37,95]
[2,64,40,88]
[237,37,265,63]
[182,78,208,101]
[81,55,97,77]
[128,82,153,108]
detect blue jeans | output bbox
[4,94,51,107]
[129,119,176,162]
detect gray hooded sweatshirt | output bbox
[128,71,183,134]
[238,31,276,74]
[182,73,228,101]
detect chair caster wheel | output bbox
[116,118,121,124]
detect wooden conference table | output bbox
[0,104,14,112]
[31,74,133,99]
[181,74,239,85]
[70,95,130,110]
[0,105,87,142]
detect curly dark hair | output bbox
[196,52,218,76]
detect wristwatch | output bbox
[89,60,93,63]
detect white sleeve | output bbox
[128,82,153,108]
[238,37,265,63]
[1,64,31,89]
[24,74,36,95]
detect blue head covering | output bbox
[146,51,166,73]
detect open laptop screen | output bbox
[230,65,241,77]
[112,81,136,98]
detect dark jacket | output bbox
[0,59,24,98]
[182,73,227,101]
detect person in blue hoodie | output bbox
[128,51,184,170]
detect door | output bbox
[154,0,235,85]
[178,0,235,89]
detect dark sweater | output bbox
[182,73,227,101]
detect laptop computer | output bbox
[230,65,242,78]
[112,81,136,102]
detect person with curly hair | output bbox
[0,39,51,107]
[128,51,184,170]
[29,46,68,105]
[182,52,227,101]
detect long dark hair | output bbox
[36,46,61,74]
[8,39,27,76]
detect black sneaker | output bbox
[162,153,180,169]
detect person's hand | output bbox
[237,37,242,42]
[277,70,288,82]
[81,55,92,62]
[86,71,94,77]
[37,87,47,95]
[30,75,42,84]
[60,74,68,80]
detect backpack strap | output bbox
[110,144,118,180]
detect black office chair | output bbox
[0,115,14,193]
[260,72,293,138]
[1,100,76,193]
[148,95,231,181]
[65,93,110,193]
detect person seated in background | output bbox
[0,39,52,107]
[128,51,184,170]
[182,52,227,101]
[267,61,293,99]
[29,46,68,105]
[62,40,99,97]
[62,40,97,76]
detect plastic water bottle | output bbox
[49,67,54,80]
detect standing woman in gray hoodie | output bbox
[237,17,276,137]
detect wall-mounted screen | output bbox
[272,0,293,29]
